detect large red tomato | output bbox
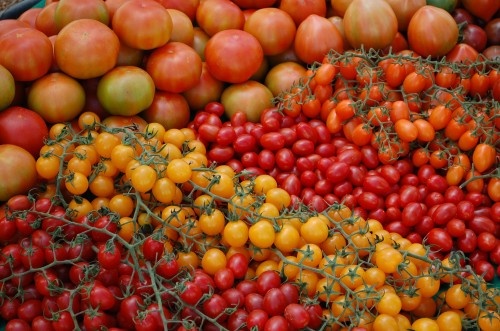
[53,0,110,32]
[112,0,173,50]
[0,65,15,110]
[407,6,459,57]
[196,0,245,36]
[97,66,156,116]
[221,80,274,123]
[146,41,202,93]
[244,8,296,56]
[27,72,86,124]
[141,91,191,130]
[182,62,225,111]
[461,0,499,22]
[0,145,38,202]
[383,0,426,31]
[205,29,264,84]
[0,107,49,157]
[54,19,120,79]
[343,0,398,50]
[167,9,195,45]
[294,14,344,64]
[0,27,53,82]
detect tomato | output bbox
[52,311,76,331]
[97,66,155,116]
[294,14,343,64]
[53,0,109,31]
[142,91,191,130]
[0,27,53,82]
[196,0,244,36]
[146,41,202,93]
[461,0,500,22]
[202,294,228,322]
[426,228,453,252]
[221,81,274,123]
[0,106,48,157]
[183,62,224,111]
[55,19,120,79]
[0,64,14,110]
[384,0,425,31]
[112,0,172,50]
[244,8,296,56]
[205,29,264,84]
[0,145,37,202]
[407,6,458,57]
[5,319,31,331]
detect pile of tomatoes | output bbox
[0,115,498,331]
[0,0,500,331]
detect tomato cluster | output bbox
[0,116,498,331]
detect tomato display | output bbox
[0,0,499,331]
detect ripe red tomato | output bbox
[55,19,120,79]
[112,0,172,50]
[205,29,264,84]
[407,5,459,57]
[146,41,202,93]
[196,0,245,36]
[294,14,343,64]
[0,106,48,157]
[427,228,453,252]
[384,0,425,31]
[0,27,53,81]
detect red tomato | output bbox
[196,0,245,36]
[146,41,202,93]
[344,0,398,50]
[244,8,296,56]
[0,106,48,157]
[407,6,459,57]
[183,62,225,111]
[0,27,53,81]
[279,0,326,26]
[112,0,172,50]
[141,91,191,130]
[205,29,264,84]
[55,19,120,79]
[294,14,343,64]
[427,228,453,252]
[384,0,426,31]
[461,0,499,22]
